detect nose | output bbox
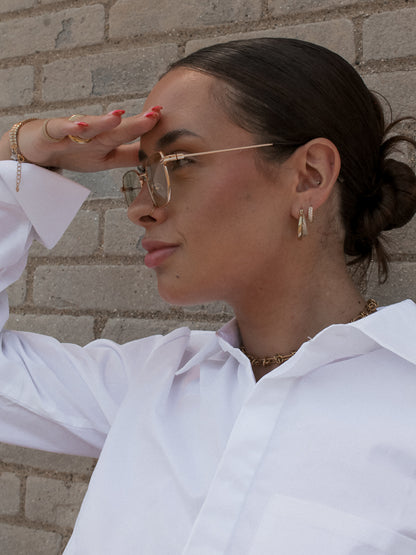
[127,182,165,227]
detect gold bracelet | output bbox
[9,118,38,192]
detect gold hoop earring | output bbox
[297,208,308,239]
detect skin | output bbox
[0,69,365,381]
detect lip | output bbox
[141,239,179,269]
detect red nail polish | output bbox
[76,122,89,127]
[151,105,163,111]
[145,111,159,119]
[110,109,125,116]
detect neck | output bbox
[231,258,366,381]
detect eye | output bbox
[166,157,196,172]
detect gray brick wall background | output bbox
[0,0,415,552]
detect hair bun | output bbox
[377,157,416,231]
[344,155,416,281]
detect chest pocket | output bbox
[248,494,416,555]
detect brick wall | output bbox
[0,0,415,552]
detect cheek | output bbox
[195,163,260,212]
[180,168,266,256]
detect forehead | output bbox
[144,68,215,112]
[141,68,252,150]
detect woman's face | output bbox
[128,68,297,306]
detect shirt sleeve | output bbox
[0,162,140,457]
[0,161,90,328]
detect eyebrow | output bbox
[138,128,201,162]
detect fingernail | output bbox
[76,122,89,127]
[110,109,125,116]
[151,105,163,111]
[144,111,159,119]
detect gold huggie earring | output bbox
[297,208,308,239]
[308,206,314,223]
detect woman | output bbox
[0,38,416,554]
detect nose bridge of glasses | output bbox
[132,169,153,203]
[138,170,148,186]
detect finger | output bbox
[95,108,163,146]
[47,108,162,146]
[45,111,127,142]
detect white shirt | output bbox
[0,162,416,554]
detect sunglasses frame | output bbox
[121,142,276,208]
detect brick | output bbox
[30,210,100,257]
[0,523,61,555]
[107,98,146,116]
[32,263,233,314]
[0,472,20,515]
[26,476,88,528]
[363,8,416,61]
[0,66,33,109]
[0,0,35,13]
[7,271,27,307]
[185,19,356,63]
[63,169,120,199]
[110,0,261,39]
[33,264,170,312]
[0,114,19,136]
[386,217,416,256]
[0,442,96,474]
[270,0,357,15]
[4,314,95,345]
[26,104,104,120]
[367,261,416,306]
[104,208,144,256]
[363,70,416,118]
[42,44,178,102]
[182,301,232,316]
[0,6,104,60]
[102,317,222,342]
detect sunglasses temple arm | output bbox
[161,143,275,164]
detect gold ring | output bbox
[42,119,62,143]
[68,135,92,144]
[68,114,92,144]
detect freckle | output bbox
[175,274,180,279]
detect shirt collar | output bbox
[258,300,416,381]
[175,300,416,378]
[349,299,416,365]
[216,318,240,346]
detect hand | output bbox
[0,107,162,172]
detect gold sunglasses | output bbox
[121,142,277,208]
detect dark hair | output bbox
[169,38,416,282]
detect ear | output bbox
[290,138,341,219]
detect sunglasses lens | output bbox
[122,171,142,206]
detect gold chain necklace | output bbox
[241,299,378,368]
